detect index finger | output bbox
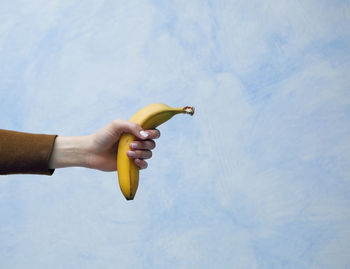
[142,129,161,139]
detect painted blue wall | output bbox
[1,1,349,268]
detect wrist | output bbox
[49,136,91,169]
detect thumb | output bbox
[116,119,149,140]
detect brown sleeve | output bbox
[0,129,57,175]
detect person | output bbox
[0,119,160,175]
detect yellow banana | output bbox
[117,103,195,200]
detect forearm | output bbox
[48,136,91,169]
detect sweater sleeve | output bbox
[0,129,57,175]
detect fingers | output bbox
[111,119,160,170]
[126,129,160,171]
[112,119,148,140]
[142,129,161,139]
[127,149,152,159]
[129,140,155,150]
[112,119,161,140]
[135,158,148,169]
[127,128,160,170]
[131,128,161,141]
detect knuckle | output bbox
[135,150,142,158]
[142,150,152,158]
[113,118,125,128]
[127,121,138,130]
[131,122,139,128]
[113,118,122,124]
[149,140,156,149]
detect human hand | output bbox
[48,119,160,171]
[87,119,160,171]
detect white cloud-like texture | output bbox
[1,0,349,268]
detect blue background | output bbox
[1,1,349,268]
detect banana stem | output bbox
[183,106,195,115]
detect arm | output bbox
[47,135,91,169]
[49,119,160,171]
[0,119,159,175]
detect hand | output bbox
[88,119,160,171]
[48,119,160,171]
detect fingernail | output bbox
[140,130,149,138]
[127,151,135,157]
[130,142,137,149]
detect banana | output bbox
[117,103,195,200]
